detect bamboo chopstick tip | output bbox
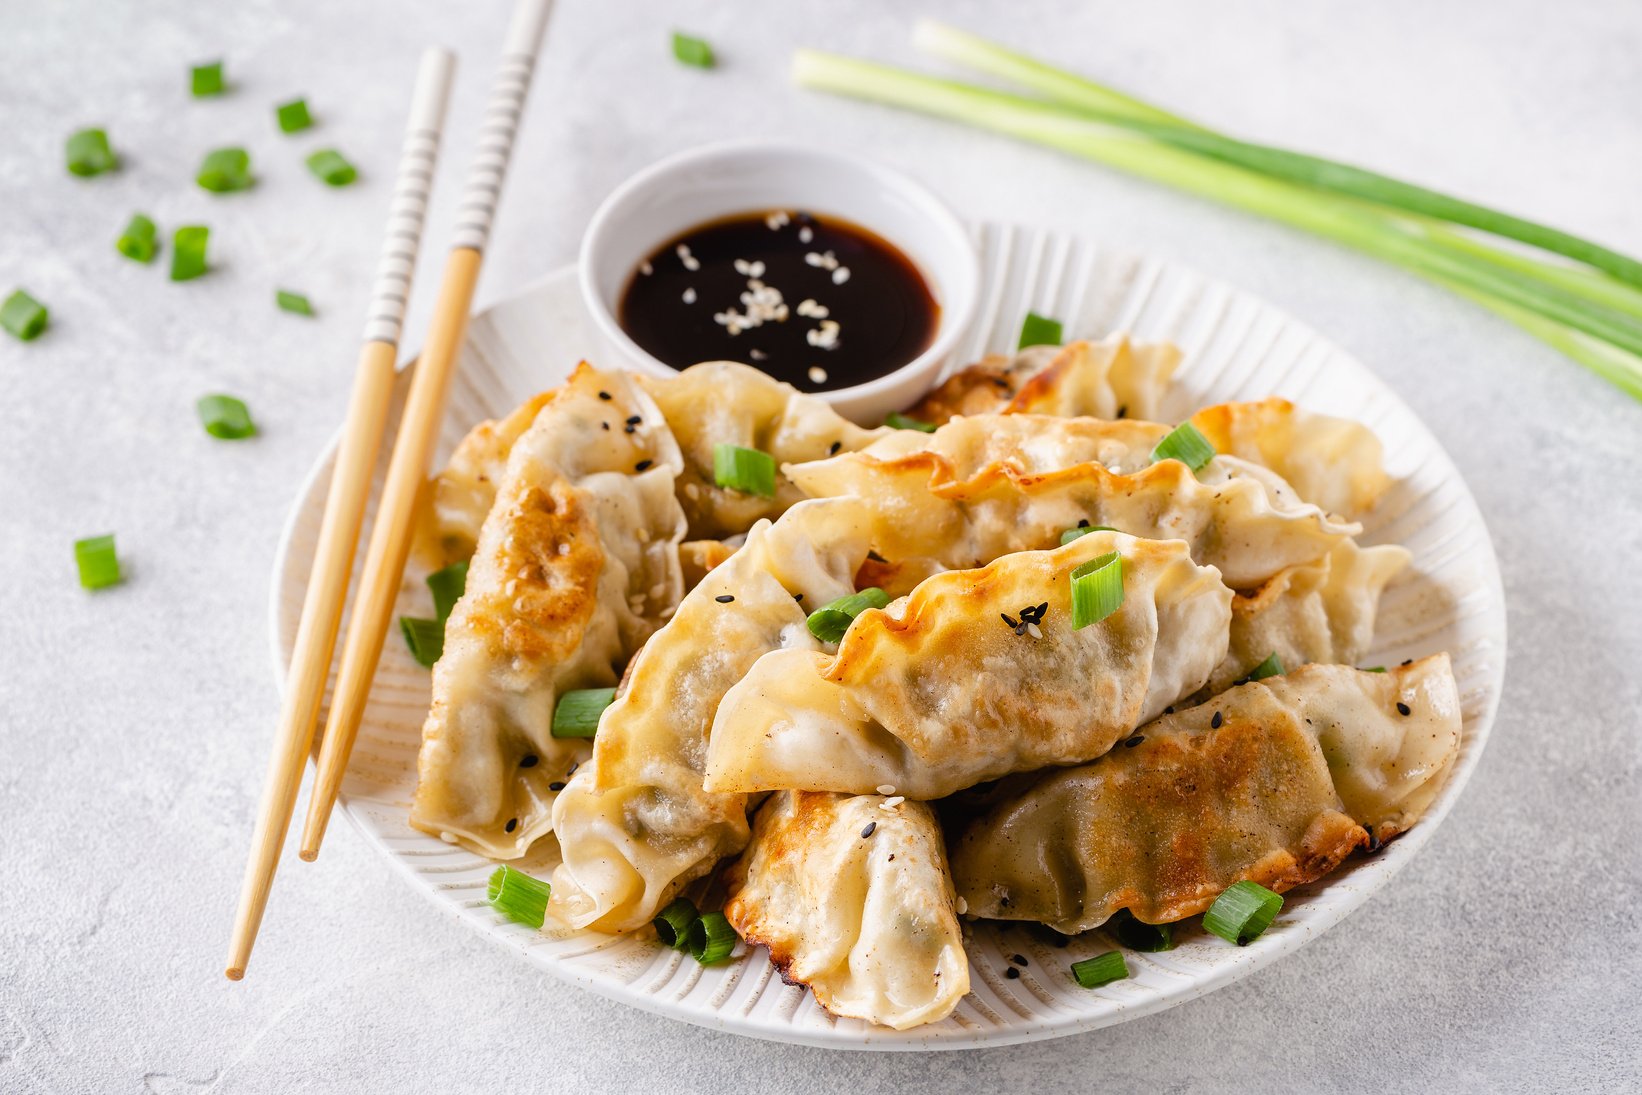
[225,965,246,981]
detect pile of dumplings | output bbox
[408,336,1461,1030]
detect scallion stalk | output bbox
[487,865,551,929]
[1246,652,1286,682]
[653,897,700,949]
[66,128,117,177]
[551,687,616,738]
[1150,421,1216,471]
[1017,311,1063,349]
[806,587,890,643]
[1060,524,1116,545]
[74,534,122,590]
[1069,950,1129,989]
[1070,551,1123,629]
[197,394,256,439]
[884,411,937,432]
[117,214,159,263]
[399,616,444,667]
[712,443,777,497]
[1,290,49,341]
[687,911,738,964]
[426,561,469,623]
[1203,880,1284,945]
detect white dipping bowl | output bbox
[579,139,979,424]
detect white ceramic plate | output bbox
[271,222,1506,1050]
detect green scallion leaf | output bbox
[196,147,253,193]
[653,897,700,949]
[275,98,313,134]
[427,561,469,623]
[191,60,225,97]
[1109,909,1175,952]
[487,865,551,929]
[170,225,210,281]
[806,587,891,644]
[552,687,617,738]
[884,411,937,432]
[197,394,256,440]
[712,443,777,497]
[66,128,117,177]
[276,289,314,316]
[1150,421,1216,471]
[1018,311,1063,349]
[1203,880,1284,946]
[1,290,49,341]
[1247,652,1286,681]
[399,616,444,667]
[1362,665,1387,673]
[1070,950,1128,989]
[687,911,738,964]
[1059,524,1117,546]
[74,534,122,590]
[1070,551,1123,630]
[672,32,716,69]
[116,214,159,263]
[306,148,357,186]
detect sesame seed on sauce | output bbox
[808,365,829,385]
[598,390,613,401]
[715,594,735,603]
[1211,710,1224,729]
[548,781,566,792]
[634,459,653,472]
[505,818,518,833]
[682,287,697,304]
[1004,967,1021,980]
[519,754,539,768]
[1396,701,1412,716]
[860,821,877,838]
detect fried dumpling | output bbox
[410,364,686,858]
[724,792,968,1030]
[1189,397,1391,518]
[905,337,1180,426]
[704,532,1233,799]
[420,389,555,568]
[950,657,1461,934]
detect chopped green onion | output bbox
[1018,311,1063,349]
[276,289,314,316]
[653,897,700,949]
[1070,950,1128,989]
[1150,422,1216,471]
[1,290,49,341]
[66,128,117,176]
[116,214,159,263]
[712,443,777,497]
[305,148,357,186]
[884,411,937,432]
[806,587,891,643]
[170,225,210,281]
[399,616,444,667]
[275,98,313,133]
[191,61,225,97]
[672,31,716,69]
[196,394,256,439]
[1203,880,1284,945]
[1070,551,1123,630]
[1109,909,1175,952]
[196,147,253,193]
[74,534,122,590]
[687,911,738,964]
[1247,652,1286,681]
[427,561,469,623]
[1362,665,1387,673]
[1059,524,1116,546]
[552,687,617,738]
[487,866,551,929]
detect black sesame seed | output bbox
[624,423,636,434]
[793,593,804,602]
[566,761,578,776]
[1011,953,1029,967]
[519,754,539,768]
[626,415,642,425]
[860,821,877,838]
[1211,710,1224,729]
[1004,967,1021,979]
[601,422,610,431]
[829,440,842,455]
[1365,829,1384,855]
[887,854,895,862]
[1401,658,1413,666]
[1078,518,1090,528]
[1163,705,1174,715]
[1396,701,1412,716]
[635,459,652,472]
[992,376,1012,389]
[715,594,735,603]
[1124,734,1145,748]
[505,818,518,833]
[548,781,566,792]
[1001,612,1019,628]
[598,391,613,401]
[1116,404,1128,419]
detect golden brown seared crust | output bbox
[722,791,832,983]
[902,353,1023,424]
[419,389,557,567]
[679,539,737,590]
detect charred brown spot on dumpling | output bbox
[901,352,1023,425]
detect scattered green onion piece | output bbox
[170,225,210,281]
[275,98,313,133]
[486,865,551,929]
[1059,524,1116,546]
[191,61,225,97]
[1,290,49,341]
[653,897,700,949]
[399,616,444,667]
[1109,910,1175,952]
[672,31,716,69]
[806,587,891,643]
[1070,551,1123,630]
[1018,311,1063,348]
[1070,950,1128,989]
[1150,421,1216,471]
[884,411,937,432]
[552,687,617,738]
[1203,880,1284,946]
[1362,665,1387,673]
[712,443,777,497]
[306,148,357,186]
[687,911,738,965]
[426,561,469,623]
[74,534,122,590]
[196,147,253,193]
[1247,652,1286,681]
[197,393,256,439]
[66,128,117,177]
[116,214,159,263]
[276,289,314,316]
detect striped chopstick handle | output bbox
[449,0,554,252]
[363,48,457,346]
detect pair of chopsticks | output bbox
[225,0,556,981]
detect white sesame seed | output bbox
[682,287,697,304]
[749,348,768,361]
[734,258,752,275]
[557,542,570,555]
[796,298,829,319]
[880,795,905,810]
[1026,622,1043,639]
[746,260,766,279]
[832,266,851,285]
[683,482,701,499]
[639,261,653,276]
[955,896,968,915]
[766,210,790,230]
[440,831,458,844]
[808,366,828,384]
[876,784,896,795]
[504,579,518,595]
[798,226,813,243]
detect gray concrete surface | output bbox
[2,1,1639,1091]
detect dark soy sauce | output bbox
[618,210,939,393]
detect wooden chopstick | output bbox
[225,48,456,981]
[299,0,556,861]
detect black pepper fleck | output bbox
[860,821,877,838]
[1396,701,1412,716]
[520,754,539,768]
[1211,711,1224,729]
[635,459,653,472]
[715,594,735,603]
[505,818,518,833]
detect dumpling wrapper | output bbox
[906,337,1180,425]
[951,657,1461,934]
[410,365,686,858]
[725,792,968,1031]
[704,532,1233,799]
[1190,397,1391,519]
[419,389,555,567]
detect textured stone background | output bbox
[2,1,1639,1092]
